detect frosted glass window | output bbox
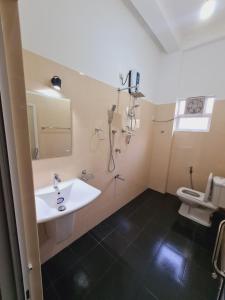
[177,117,210,131]
[174,97,215,132]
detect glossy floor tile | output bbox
[42,189,219,300]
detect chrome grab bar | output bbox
[212,220,225,300]
[212,220,225,278]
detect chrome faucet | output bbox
[53,173,61,192]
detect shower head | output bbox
[129,104,140,111]
[130,91,145,98]
[111,104,116,112]
[108,105,117,124]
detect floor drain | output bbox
[58,205,66,212]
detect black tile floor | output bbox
[42,189,219,300]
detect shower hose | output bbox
[108,123,115,172]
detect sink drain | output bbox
[58,205,66,212]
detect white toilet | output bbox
[177,173,225,227]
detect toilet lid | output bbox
[204,173,213,202]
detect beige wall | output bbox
[167,100,225,194]
[23,50,154,263]
[149,101,225,195]
[149,103,175,193]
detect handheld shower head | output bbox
[112,105,116,112]
[108,105,117,124]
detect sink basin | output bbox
[35,178,101,223]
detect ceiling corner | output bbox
[128,0,180,53]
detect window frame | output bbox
[174,97,215,133]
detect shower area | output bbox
[107,70,145,172]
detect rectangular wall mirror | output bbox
[26,91,72,160]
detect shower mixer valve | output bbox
[108,105,117,124]
[115,174,125,181]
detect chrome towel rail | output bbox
[41,126,71,130]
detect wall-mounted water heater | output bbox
[118,70,145,98]
[128,70,140,94]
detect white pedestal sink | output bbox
[35,178,101,243]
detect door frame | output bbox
[0,95,24,299]
[0,1,43,299]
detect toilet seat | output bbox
[176,173,217,227]
[182,189,201,198]
[176,173,225,227]
[177,186,216,227]
[177,187,204,200]
[176,187,217,210]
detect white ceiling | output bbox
[129,0,225,52]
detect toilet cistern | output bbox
[53,173,61,192]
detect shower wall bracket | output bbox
[118,85,145,98]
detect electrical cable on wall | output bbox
[152,117,177,123]
[120,72,129,86]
